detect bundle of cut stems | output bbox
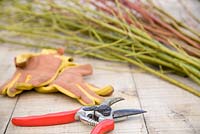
[0,0,200,96]
[92,0,200,57]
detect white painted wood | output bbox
[0,0,200,134]
[0,45,35,134]
[132,72,200,134]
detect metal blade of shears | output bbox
[113,109,146,121]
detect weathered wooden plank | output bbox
[1,0,200,134]
[0,45,35,134]
[5,56,147,134]
[132,72,200,134]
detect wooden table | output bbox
[0,0,200,134]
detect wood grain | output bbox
[0,0,200,134]
[133,72,200,134]
[0,45,34,134]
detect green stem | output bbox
[111,52,200,97]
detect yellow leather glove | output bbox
[36,64,114,106]
[0,49,72,97]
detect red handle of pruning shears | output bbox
[12,109,79,126]
[91,119,114,134]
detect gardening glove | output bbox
[0,48,72,97]
[36,64,114,106]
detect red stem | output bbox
[119,0,200,49]
[92,0,200,57]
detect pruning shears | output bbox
[12,97,146,134]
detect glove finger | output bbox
[78,83,104,105]
[86,83,114,96]
[0,80,11,95]
[6,72,25,97]
[35,85,58,93]
[0,72,21,95]
[7,87,23,97]
[77,98,95,106]
[53,84,79,99]
[15,72,33,90]
[54,83,96,106]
